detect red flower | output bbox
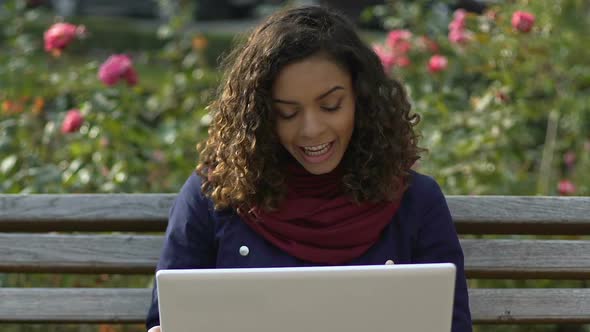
[44,22,85,55]
[448,9,472,45]
[61,109,84,134]
[512,11,535,33]
[449,9,467,31]
[558,180,576,196]
[98,54,138,86]
[386,29,413,55]
[373,40,412,71]
[374,29,415,72]
[449,29,471,44]
[373,45,395,72]
[428,55,448,73]
[394,56,411,68]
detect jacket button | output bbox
[239,246,250,256]
[385,259,395,265]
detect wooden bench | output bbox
[1,194,589,327]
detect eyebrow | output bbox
[272,86,345,105]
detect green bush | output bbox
[0,0,226,194]
[368,0,589,196]
[5,0,586,196]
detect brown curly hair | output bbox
[196,5,422,212]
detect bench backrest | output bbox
[1,194,589,324]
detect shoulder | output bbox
[176,171,235,219]
[399,171,458,245]
[176,171,212,206]
[400,170,447,215]
[405,170,445,200]
[171,171,212,218]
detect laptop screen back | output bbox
[156,263,456,332]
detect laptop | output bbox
[156,263,456,332]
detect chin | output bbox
[298,159,340,175]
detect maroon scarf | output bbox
[239,161,403,265]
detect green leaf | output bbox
[0,155,17,174]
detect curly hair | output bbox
[196,5,423,212]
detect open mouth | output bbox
[298,141,335,163]
[301,142,331,155]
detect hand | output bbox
[148,326,161,332]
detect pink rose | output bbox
[373,43,411,71]
[428,55,448,73]
[394,56,411,68]
[44,22,85,54]
[98,54,138,86]
[512,11,535,33]
[449,10,467,31]
[449,29,471,44]
[386,29,413,54]
[61,109,84,134]
[453,9,467,23]
[373,45,395,72]
[448,9,472,45]
[558,180,576,196]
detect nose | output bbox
[299,107,327,139]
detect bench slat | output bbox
[1,234,590,279]
[0,288,149,323]
[0,234,162,274]
[470,288,590,323]
[0,288,588,323]
[449,196,590,235]
[0,194,174,232]
[462,239,590,279]
[1,195,590,234]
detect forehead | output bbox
[271,54,351,99]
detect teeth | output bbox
[302,142,331,156]
[302,142,330,152]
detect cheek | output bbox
[275,122,293,146]
[342,105,356,137]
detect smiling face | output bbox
[272,53,356,175]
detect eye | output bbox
[321,98,344,111]
[275,107,298,120]
[321,104,341,111]
[278,111,297,120]
[275,104,301,120]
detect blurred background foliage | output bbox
[367,0,589,197]
[1,0,588,196]
[1,0,225,194]
[0,0,589,331]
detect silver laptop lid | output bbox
[157,263,456,332]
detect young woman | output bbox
[146,5,472,332]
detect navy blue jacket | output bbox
[146,170,472,331]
